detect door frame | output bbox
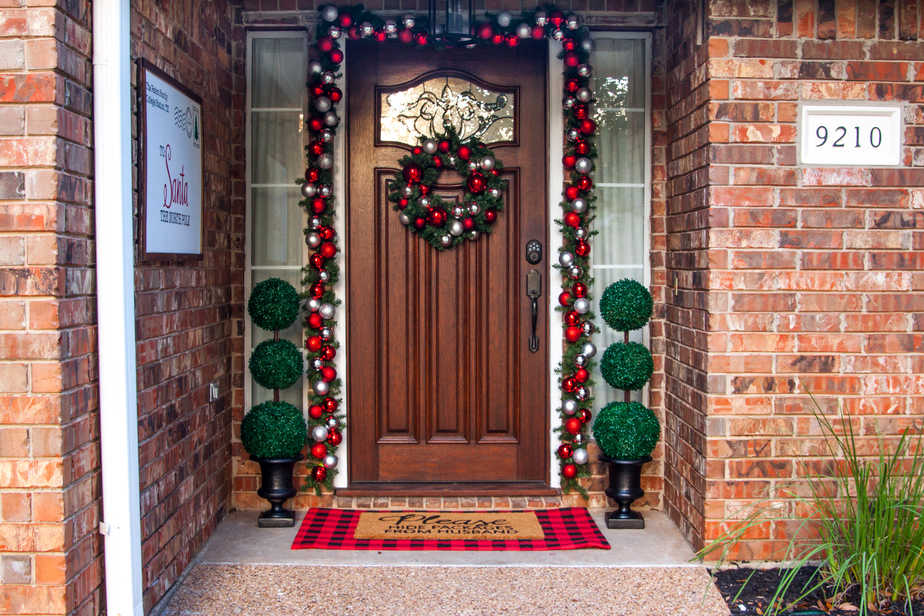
[328,33,653,490]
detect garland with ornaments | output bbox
[299,3,599,494]
[388,128,506,250]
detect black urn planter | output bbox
[254,455,301,528]
[600,454,650,529]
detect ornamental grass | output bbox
[698,395,924,616]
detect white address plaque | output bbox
[799,103,902,167]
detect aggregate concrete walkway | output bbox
[154,510,729,615]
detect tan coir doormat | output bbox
[353,511,545,541]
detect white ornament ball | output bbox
[569,265,582,278]
[312,425,329,442]
[469,203,480,216]
[308,60,323,75]
[321,5,339,22]
[574,157,593,175]
[313,380,330,396]
[572,447,589,465]
[516,22,532,38]
[577,64,592,78]
[449,220,464,236]
[314,96,332,112]
[301,183,317,199]
[323,111,339,127]
[320,327,332,340]
[576,88,592,104]
[489,187,501,199]
[480,156,495,171]
[422,139,438,154]
[399,212,411,226]
[317,153,333,169]
[318,271,330,282]
[571,198,587,213]
[319,303,335,319]
[581,342,597,358]
[497,11,512,27]
[307,297,321,312]
[559,251,575,267]
[323,454,338,469]
[440,234,452,247]
[581,38,594,53]
[467,230,479,241]
[575,354,586,367]
[573,298,590,314]
[562,399,578,415]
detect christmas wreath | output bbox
[387,128,506,250]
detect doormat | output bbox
[291,507,610,551]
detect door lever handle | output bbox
[526,269,541,353]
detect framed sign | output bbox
[798,103,902,167]
[138,59,203,259]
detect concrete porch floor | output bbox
[153,509,729,615]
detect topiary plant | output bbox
[600,341,653,391]
[600,278,653,332]
[248,278,300,331]
[249,339,303,390]
[592,401,660,460]
[241,401,307,459]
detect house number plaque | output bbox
[798,103,902,167]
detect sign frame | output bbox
[798,101,903,167]
[137,58,204,261]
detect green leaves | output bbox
[599,278,653,332]
[249,339,304,390]
[248,278,300,331]
[241,401,307,460]
[600,341,653,391]
[592,401,660,460]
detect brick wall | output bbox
[131,0,237,610]
[0,2,100,614]
[702,0,924,559]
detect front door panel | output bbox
[347,41,549,485]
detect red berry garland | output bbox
[387,129,506,251]
[304,4,597,495]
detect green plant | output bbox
[600,341,653,391]
[592,401,660,460]
[248,278,300,331]
[698,397,924,616]
[249,339,303,390]
[241,401,307,459]
[599,278,652,332]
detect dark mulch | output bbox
[712,566,922,616]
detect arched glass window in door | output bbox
[379,73,516,145]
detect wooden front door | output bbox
[346,41,549,489]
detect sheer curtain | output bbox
[248,34,308,408]
[589,36,650,409]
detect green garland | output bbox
[241,401,307,460]
[387,128,506,251]
[249,339,304,390]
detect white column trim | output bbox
[92,0,144,614]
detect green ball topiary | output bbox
[249,339,303,390]
[600,341,653,391]
[248,278,300,332]
[592,401,660,460]
[241,401,306,459]
[600,279,653,332]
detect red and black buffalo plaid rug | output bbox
[291,507,610,551]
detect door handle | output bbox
[526,269,541,353]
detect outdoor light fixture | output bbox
[428,0,474,42]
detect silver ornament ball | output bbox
[571,447,589,465]
[312,425,330,442]
[310,216,322,228]
[317,153,333,170]
[323,111,339,127]
[321,71,335,84]
[582,322,593,335]
[516,22,532,38]
[573,298,590,314]
[577,64,592,78]
[562,399,578,415]
[574,157,593,174]
[468,161,479,171]
[571,198,587,213]
[323,454,339,469]
[403,15,415,28]
[422,139,438,154]
[307,297,321,312]
[581,342,597,358]
[567,128,580,142]
[552,29,564,41]
[574,433,584,444]
[403,185,414,198]
[576,88,592,103]
[452,206,465,219]
[320,327,332,340]
[569,265,582,278]
[314,96,332,112]
[419,196,430,207]
[467,230,479,241]
[384,20,397,34]
[399,212,411,226]
[311,358,323,370]
[320,5,339,22]
[308,60,323,75]
[468,203,480,216]
[301,183,318,199]
[361,22,374,37]
[313,380,330,396]
[581,38,594,53]
[319,303,335,320]
[535,10,547,25]
[566,14,580,30]
[449,220,464,236]
[440,234,452,247]
[497,11,512,27]
[559,251,575,267]
[318,270,330,282]
[480,156,495,171]
[575,228,587,239]
[574,354,586,367]
[321,129,334,143]
[575,386,588,400]
[326,416,339,428]
[489,187,501,199]
[320,184,332,197]
[563,97,575,110]
[328,25,341,39]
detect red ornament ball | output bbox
[484,210,497,223]
[575,239,590,257]
[564,212,581,228]
[328,87,342,102]
[579,119,597,136]
[566,78,580,93]
[412,146,423,155]
[558,291,572,306]
[309,404,324,419]
[438,140,451,153]
[320,366,336,382]
[312,198,326,214]
[564,52,580,68]
[506,34,519,47]
[549,10,565,27]
[491,33,504,45]
[310,253,324,270]
[415,32,428,46]
[319,227,335,240]
[403,163,423,183]
[478,23,494,40]
[576,175,593,191]
[321,345,336,361]
[564,417,582,435]
[457,145,471,160]
[562,154,576,169]
[462,217,475,231]
[312,465,328,482]
[578,408,592,424]
[562,377,576,392]
[575,140,590,155]
[565,310,580,326]
[327,429,342,446]
[419,184,430,195]
[562,463,578,479]
[310,282,325,298]
[307,336,323,352]
[375,30,386,42]
[428,209,446,227]
[307,312,323,329]
[562,38,575,51]
[467,173,486,194]
[532,25,545,39]
[565,185,580,201]
[328,49,344,64]
[308,116,324,132]
[557,443,574,459]
[325,397,338,413]
[414,217,426,229]
[310,141,324,156]
[573,282,588,297]
[398,29,413,44]
[311,442,328,460]
[575,368,589,383]
[320,242,337,259]
[338,13,353,27]
[317,37,334,52]
[565,326,583,342]
[305,168,321,184]
[311,85,325,97]
[573,104,588,120]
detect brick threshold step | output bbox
[336,482,560,498]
